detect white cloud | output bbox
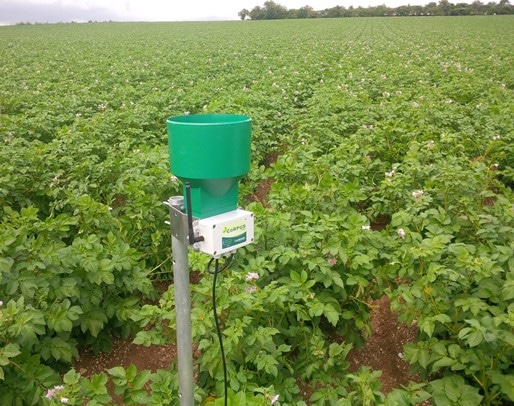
[0,0,259,23]
[0,0,472,24]
[0,0,123,24]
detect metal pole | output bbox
[167,196,194,406]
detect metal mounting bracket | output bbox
[165,196,199,247]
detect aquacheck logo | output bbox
[222,220,247,249]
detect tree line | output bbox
[238,0,513,19]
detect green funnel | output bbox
[166,114,252,219]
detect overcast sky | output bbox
[0,0,457,25]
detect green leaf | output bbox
[47,307,73,333]
[0,343,20,380]
[88,268,115,285]
[323,303,340,326]
[432,357,455,370]
[420,318,435,338]
[255,353,278,377]
[308,300,324,317]
[132,370,152,390]
[126,363,137,381]
[432,342,447,356]
[60,278,80,298]
[341,310,354,320]
[458,327,472,340]
[448,344,462,359]
[0,257,14,273]
[328,343,344,358]
[501,280,514,301]
[431,375,483,406]
[99,258,114,272]
[130,391,151,403]
[432,392,453,406]
[467,331,483,347]
[108,366,126,379]
[433,314,451,324]
[461,390,484,406]
[0,343,21,364]
[418,348,430,369]
[50,337,73,362]
[83,373,111,399]
[332,273,345,289]
[80,310,108,337]
[290,271,301,283]
[63,368,81,385]
[385,389,410,406]
[488,372,514,401]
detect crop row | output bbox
[0,17,513,405]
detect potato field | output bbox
[0,16,513,405]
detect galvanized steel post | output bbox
[167,196,194,406]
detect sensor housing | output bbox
[192,209,254,257]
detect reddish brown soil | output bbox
[74,338,176,377]
[248,178,274,207]
[247,149,279,206]
[347,296,419,393]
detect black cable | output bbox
[206,255,233,406]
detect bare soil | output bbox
[74,338,176,377]
[347,296,419,393]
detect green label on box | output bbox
[222,220,247,248]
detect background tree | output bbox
[295,5,318,18]
[496,0,513,13]
[245,0,513,19]
[469,0,486,14]
[249,5,264,19]
[374,4,390,15]
[320,5,345,17]
[438,0,453,14]
[424,2,440,14]
[263,1,289,19]
[249,1,289,19]
[238,9,250,20]
[452,3,472,14]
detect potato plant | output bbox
[0,16,513,405]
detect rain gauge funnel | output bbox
[166,114,252,219]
